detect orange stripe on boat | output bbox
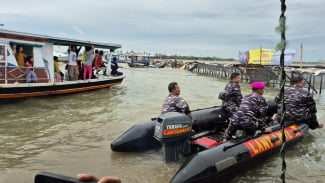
[243,124,303,157]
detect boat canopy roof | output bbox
[0,29,121,51]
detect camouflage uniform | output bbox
[275,86,320,129]
[161,94,191,115]
[221,81,243,115]
[224,93,268,139]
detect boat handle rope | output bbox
[223,138,250,151]
[271,136,280,143]
[293,129,301,134]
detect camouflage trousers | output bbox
[224,119,257,139]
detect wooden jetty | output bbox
[185,62,325,94]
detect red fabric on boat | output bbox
[193,137,221,148]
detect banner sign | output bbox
[239,48,296,65]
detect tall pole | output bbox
[300,43,303,69]
[275,0,287,182]
[260,45,262,65]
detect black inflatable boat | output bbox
[111,100,308,183]
[169,122,307,183]
[111,103,232,153]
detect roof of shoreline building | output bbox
[0,29,121,51]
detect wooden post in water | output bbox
[312,75,316,96]
[300,43,303,69]
[320,74,323,94]
[308,74,312,92]
[260,45,262,65]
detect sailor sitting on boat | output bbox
[161,82,193,121]
[219,72,243,116]
[274,76,323,129]
[223,81,272,140]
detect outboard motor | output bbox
[153,112,192,162]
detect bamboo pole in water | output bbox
[300,43,303,69]
[320,74,323,94]
[260,45,262,65]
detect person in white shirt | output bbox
[68,45,79,80]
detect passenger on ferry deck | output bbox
[10,43,17,57]
[220,72,243,116]
[16,45,27,67]
[111,57,123,76]
[24,55,38,83]
[95,50,105,74]
[223,81,271,140]
[90,49,99,79]
[274,76,323,129]
[161,82,192,121]
[93,49,99,66]
[54,56,64,82]
[83,45,94,80]
[79,49,86,79]
[68,45,79,80]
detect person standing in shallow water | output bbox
[220,73,243,116]
[274,76,323,129]
[161,82,192,120]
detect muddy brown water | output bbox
[1,65,324,183]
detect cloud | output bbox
[1,0,325,60]
[73,26,84,35]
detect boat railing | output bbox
[0,64,50,84]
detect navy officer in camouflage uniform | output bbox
[224,81,271,140]
[161,82,192,120]
[274,76,323,129]
[221,73,243,115]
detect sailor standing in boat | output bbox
[224,81,271,140]
[219,73,243,116]
[274,76,323,129]
[161,82,192,121]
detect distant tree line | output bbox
[154,54,236,61]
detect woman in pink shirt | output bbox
[24,56,38,83]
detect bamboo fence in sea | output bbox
[185,62,325,94]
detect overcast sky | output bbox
[1,0,324,61]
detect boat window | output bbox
[23,46,33,56]
[10,41,42,57]
[15,44,33,56]
[137,56,143,61]
[0,45,5,61]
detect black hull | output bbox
[170,123,308,183]
[0,77,124,99]
[111,120,161,152]
[111,100,277,152]
[111,106,229,152]
[111,100,309,183]
[128,62,149,68]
